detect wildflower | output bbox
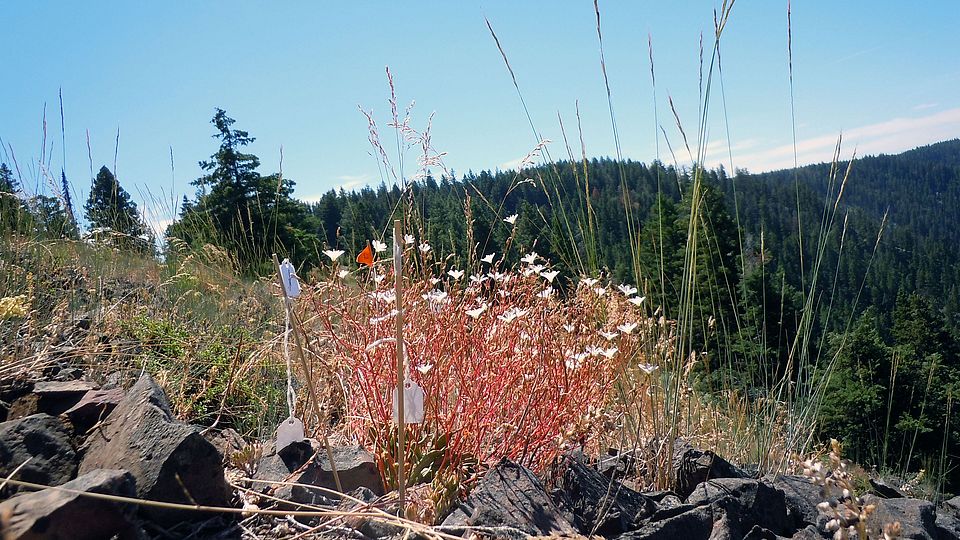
[369,310,398,324]
[338,269,350,278]
[637,363,658,375]
[372,240,388,252]
[429,277,440,285]
[447,269,464,279]
[373,273,386,284]
[563,324,575,333]
[0,295,29,319]
[582,277,599,287]
[465,304,487,319]
[628,296,646,307]
[489,271,509,282]
[503,214,518,225]
[599,347,618,359]
[599,330,618,341]
[469,274,489,284]
[521,252,539,265]
[497,307,527,323]
[565,352,589,370]
[540,270,559,283]
[617,284,638,296]
[422,290,448,304]
[481,253,496,264]
[537,287,554,298]
[404,234,415,245]
[370,290,396,304]
[419,242,432,254]
[617,322,638,334]
[323,249,345,262]
[416,364,433,375]
[594,287,607,296]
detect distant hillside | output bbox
[306,139,960,334]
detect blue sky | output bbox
[2,2,959,232]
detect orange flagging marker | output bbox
[356,242,374,266]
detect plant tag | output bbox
[275,416,305,453]
[393,378,425,424]
[279,259,301,298]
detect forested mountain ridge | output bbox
[307,139,960,334]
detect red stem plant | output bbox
[302,247,670,485]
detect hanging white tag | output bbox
[280,259,301,298]
[275,416,305,452]
[393,378,425,424]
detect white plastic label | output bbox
[393,378,425,424]
[275,416,305,452]
[280,259,301,298]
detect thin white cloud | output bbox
[912,102,938,111]
[729,107,960,172]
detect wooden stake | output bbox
[393,220,406,508]
[272,254,342,493]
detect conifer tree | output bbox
[84,166,152,252]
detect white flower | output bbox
[370,290,397,304]
[429,277,441,285]
[540,270,559,283]
[565,352,589,370]
[628,296,646,307]
[419,242,432,254]
[618,284,638,296]
[504,214,518,225]
[582,277,599,287]
[594,287,607,296]
[481,253,496,264]
[369,310,398,324]
[323,249,345,262]
[563,324,576,333]
[448,269,464,279]
[537,287,554,299]
[416,363,433,375]
[521,252,539,265]
[599,347,618,359]
[372,240,388,252]
[497,307,527,323]
[617,322,638,334]
[465,304,488,319]
[599,330,618,341]
[469,274,489,284]
[373,273,386,284]
[490,271,510,282]
[422,290,449,304]
[337,269,350,278]
[404,234,415,245]
[637,363,658,375]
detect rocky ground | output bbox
[3,362,960,539]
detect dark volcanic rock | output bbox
[615,505,714,540]
[870,477,908,499]
[764,474,825,529]
[0,469,137,540]
[553,451,656,536]
[862,495,938,540]
[62,387,124,433]
[78,374,229,520]
[442,459,578,537]
[0,413,76,496]
[686,478,793,538]
[254,442,382,506]
[673,440,751,499]
[314,443,384,495]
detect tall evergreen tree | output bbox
[167,108,321,273]
[84,166,152,253]
[0,163,30,235]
